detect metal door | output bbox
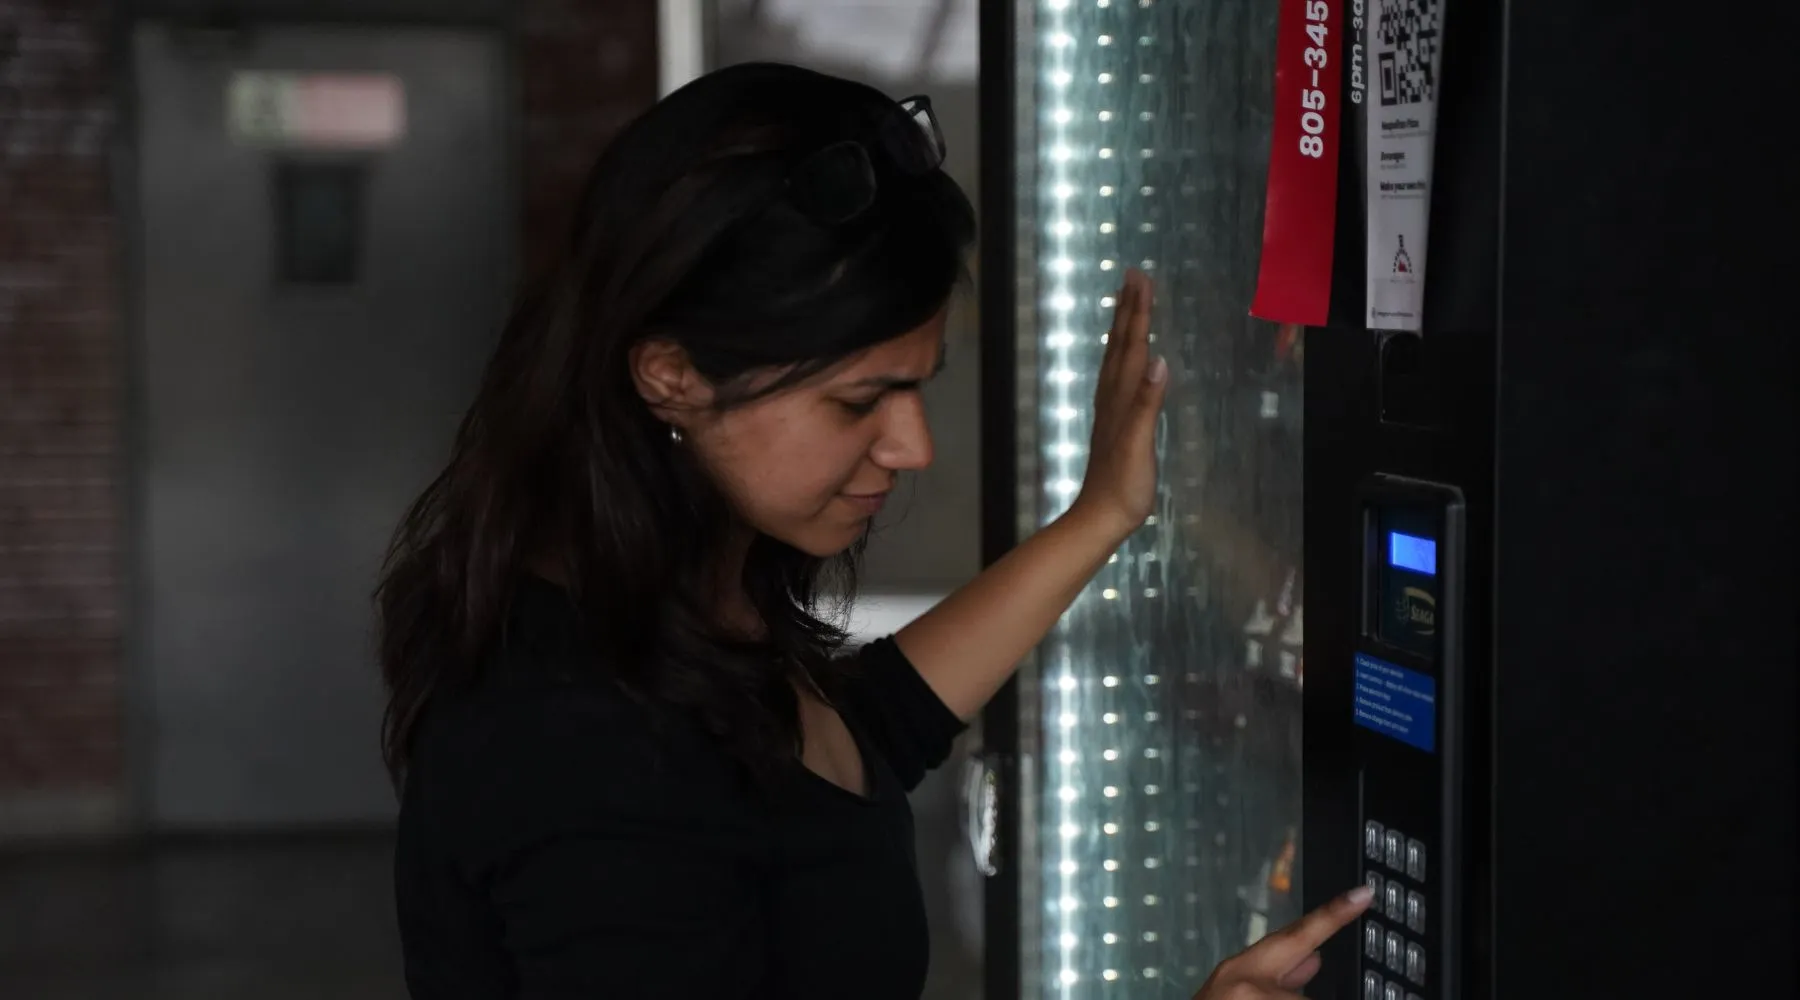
[133,22,512,827]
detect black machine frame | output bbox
[1303,2,1795,998]
[980,2,1795,999]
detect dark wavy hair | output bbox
[374,63,976,784]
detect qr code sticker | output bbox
[1377,0,1442,107]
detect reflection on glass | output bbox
[1022,1,1303,995]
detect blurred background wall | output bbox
[2,0,984,996]
[1,0,663,843]
[2,0,131,842]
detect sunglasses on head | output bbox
[784,95,947,226]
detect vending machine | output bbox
[976,2,1794,1000]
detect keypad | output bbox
[1406,890,1427,933]
[1360,815,1430,993]
[1406,942,1428,984]
[1365,973,1421,1000]
[1406,838,1427,880]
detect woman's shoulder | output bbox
[412,575,708,772]
[417,649,742,795]
[405,623,757,864]
[415,659,653,772]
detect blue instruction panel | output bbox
[1353,653,1437,753]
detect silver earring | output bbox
[669,425,684,445]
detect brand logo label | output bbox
[1395,586,1436,636]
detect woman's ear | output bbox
[629,338,711,426]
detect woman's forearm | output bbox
[897,269,1163,722]
[895,504,1130,721]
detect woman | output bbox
[378,62,1370,999]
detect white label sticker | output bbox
[1364,0,1446,331]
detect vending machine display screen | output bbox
[1387,531,1437,576]
[1376,511,1441,658]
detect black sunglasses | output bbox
[784,95,947,225]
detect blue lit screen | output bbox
[1387,531,1437,576]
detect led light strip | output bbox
[1040,0,1083,994]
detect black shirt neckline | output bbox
[789,710,883,807]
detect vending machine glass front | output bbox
[1013,1,1301,995]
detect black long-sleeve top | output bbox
[394,578,966,998]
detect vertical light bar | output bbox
[1040,1,1081,995]
[657,0,706,98]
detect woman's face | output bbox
[637,309,947,558]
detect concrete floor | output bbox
[0,813,983,1000]
[0,835,405,1000]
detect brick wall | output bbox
[520,0,658,280]
[0,0,657,842]
[0,0,126,841]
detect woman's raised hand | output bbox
[1070,269,1167,540]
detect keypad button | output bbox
[1406,890,1427,933]
[1406,838,1427,881]
[1365,820,1385,860]
[1385,931,1405,973]
[1384,830,1405,870]
[1366,870,1383,900]
[1383,983,1404,1000]
[1384,880,1404,921]
[1364,919,1384,959]
[1362,971,1383,1000]
[1406,942,1427,985]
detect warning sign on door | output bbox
[228,72,406,149]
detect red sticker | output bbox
[1251,0,1345,326]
